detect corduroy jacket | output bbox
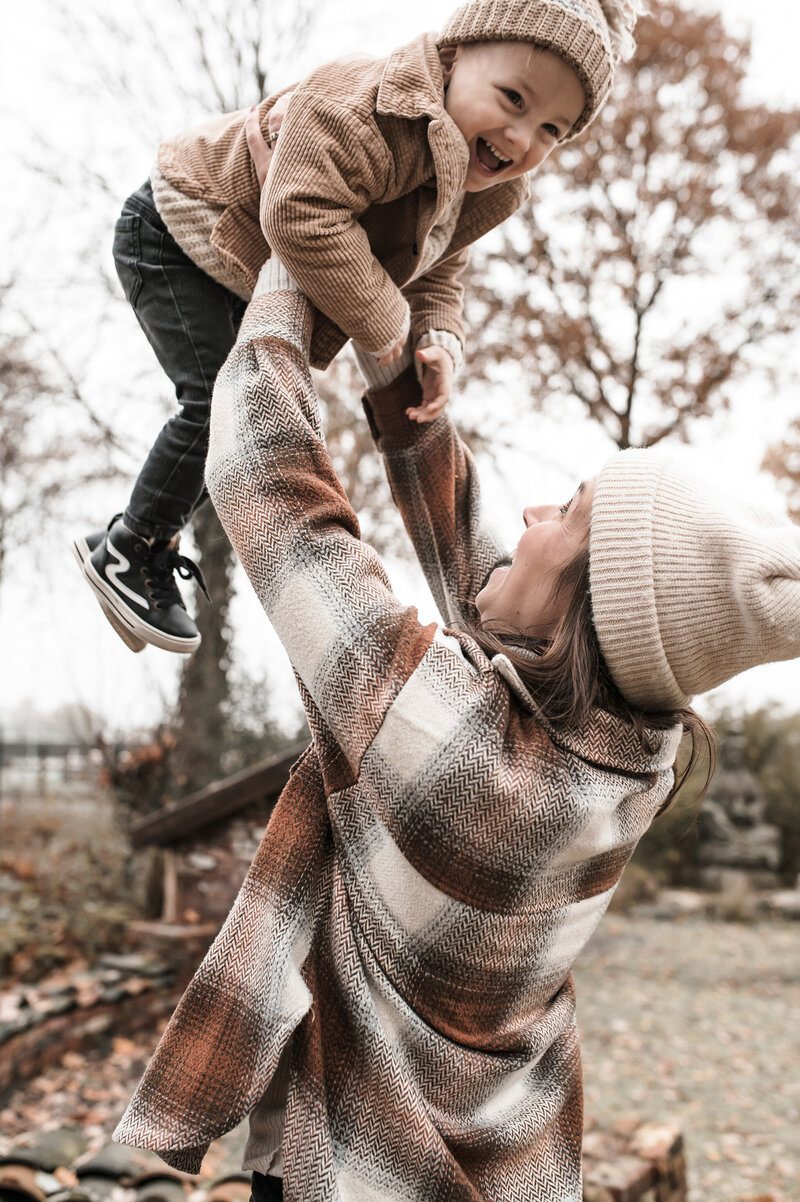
[153,33,528,368]
[113,283,682,1200]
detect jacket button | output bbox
[412,242,419,255]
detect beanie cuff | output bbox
[437,0,615,135]
[590,452,691,711]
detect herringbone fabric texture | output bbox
[114,290,682,1200]
[152,33,526,369]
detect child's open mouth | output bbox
[475,137,511,174]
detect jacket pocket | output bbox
[112,214,143,306]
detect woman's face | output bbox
[475,479,595,636]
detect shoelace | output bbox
[149,547,211,608]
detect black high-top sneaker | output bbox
[74,515,209,654]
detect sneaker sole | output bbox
[74,539,200,655]
[72,537,147,653]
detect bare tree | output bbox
[40,0,321,792]
[463,1,800,449]
[0,278,116,587]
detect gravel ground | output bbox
[3,915,797,1200]
[575,914,800,1202]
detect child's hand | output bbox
[246,93,293,191]
[407,346,454,422]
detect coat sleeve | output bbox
[261,91,410,356]
[403,244,469,357]
[206,288,436,790]
[362,367,506,628]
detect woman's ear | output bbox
[438,44,459,86]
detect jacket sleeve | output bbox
[362,367,505,628]
[206,289,436,789]
[403,244,469,358]
[261,91,410,355]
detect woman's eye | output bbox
[559,502,570,516]
[543,122,560,139]
[503,89,523,108]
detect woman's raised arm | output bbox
[362,369,505,628]
[206,268,437,790]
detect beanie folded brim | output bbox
[589,453,691,711]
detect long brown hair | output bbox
[463,542,717,809]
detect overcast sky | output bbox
[2,0,799,736]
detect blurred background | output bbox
[1,1,799,1199]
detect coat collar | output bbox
[376,32,449,122]
[491,652,682,775]
[376,33,529,213]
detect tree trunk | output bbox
[172,502,236,794]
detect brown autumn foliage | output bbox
[463,1,800,449]
[763,425,800,521]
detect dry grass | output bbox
[0,786,138,982]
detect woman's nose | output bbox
[523,504,558,526]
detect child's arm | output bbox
[256,89,410,361]
[403,245,470,418]
[404,246,469,372]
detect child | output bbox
[74,0,640,654]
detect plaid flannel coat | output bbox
[153,33,527,367]
[113,288,682,1200]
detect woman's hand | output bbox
[246,92,293,191]
[407,346,454,422]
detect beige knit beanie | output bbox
[437,0,644,135]
[589,450,800,711]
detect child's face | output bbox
[441,41,585,191]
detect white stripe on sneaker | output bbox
[106,536,150,611]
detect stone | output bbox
[132,1175,189,1202]
[631,1122,683,1168]
[0,1162,61,1201]
[97,953,165,976]
[763,890,800,920]
[695,723,781,890]
[206,1175,252,1202]
[584,1154,656,1199]
[74,1142,150,1181]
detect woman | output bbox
[112,252,800,1201]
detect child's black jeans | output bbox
[112,179,247,541]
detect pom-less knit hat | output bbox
[437,0,644,136]
[589,450,800,711]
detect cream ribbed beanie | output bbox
[438,0,645,136]
[589,450,800,711]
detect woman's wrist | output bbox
[361,365,424,443]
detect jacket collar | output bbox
[377,33,529,213]
[491,652,682,775]
[376,32,449,121]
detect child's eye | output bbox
[542,122,560,139]
[559,501,570,516]
[503,89,524,108]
